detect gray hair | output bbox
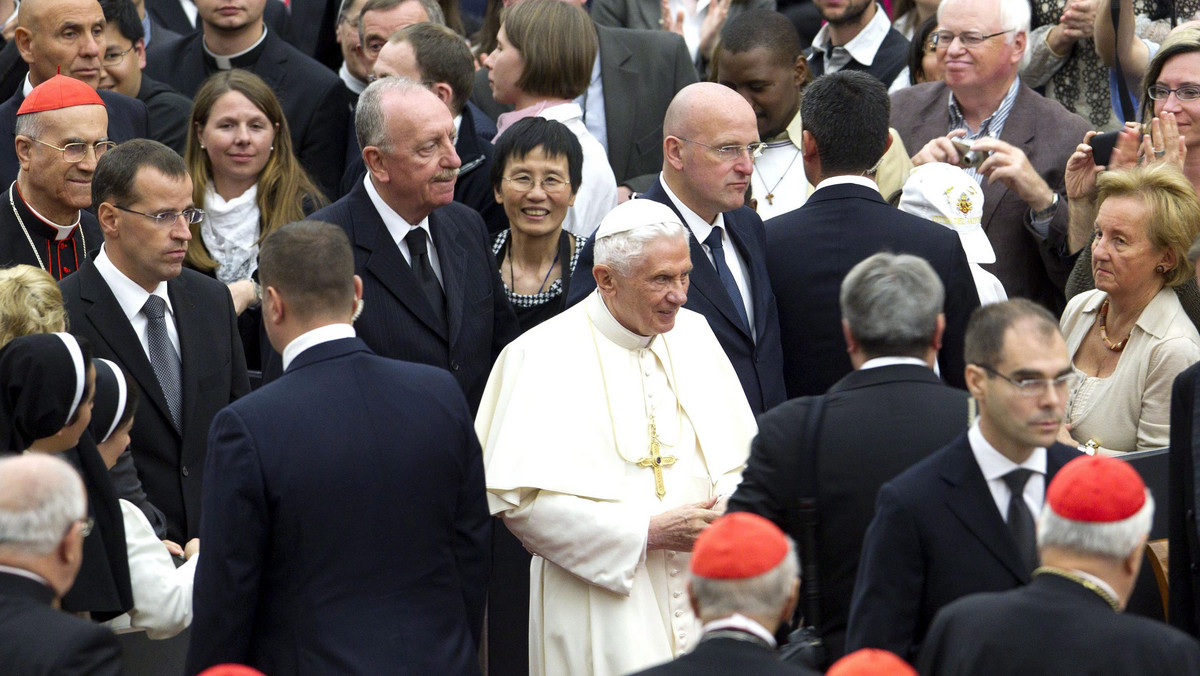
[14,111,45,141]
[840,253,944,360]
[358,0,445,46]
[0,454,85,556]
[1037,491,1155,560]
[355,76,428,152]
[594,220,689,277]
[689,538,799,618]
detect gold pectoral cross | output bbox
[765,193,775,205]
[637,419,677,500]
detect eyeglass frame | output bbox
[25,138,117,163]
[102,45,136,66]
[976,364,1081,398]
[112,205,206,227]
[932,29,1015,49]
[502,174,572,193]
[64,517,94,538]
[1146,84,1200,102]
[674,136,765,162]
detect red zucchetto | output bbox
[1046,455,1146,523]
[827,648,918,676]
[18,74,104,116]
[690,512,787,579]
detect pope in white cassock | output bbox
[476,199,757,676]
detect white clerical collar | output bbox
[203,25,268,69]
[814,174,877,192]
[453,114,462,136]
[811,3,892,66]
[363,173,433,248]
[586,290,653,350]
[860,356,929,371]
[15,181,81,239]
[660,174,726,244]
[701,613,777,647]
[21,74,32,97]
[0,563,50,588]
[93,244,174,324]
[281,323,356,371]
[339,63,367,95]
[968,420,1047,482]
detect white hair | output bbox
[1037,491,1155,560]
[355,76,429,152]
[593,220,689,276]
[0,454,85,556]
[938,0,1031,69]
[689,538,799,619]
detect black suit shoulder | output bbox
[137,75,192,155]
[0,575,126,676]
[629,637,820,676]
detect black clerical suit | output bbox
[0,572,127,676]
[136,75,192,155]
[917,572,1200,675]
[629,632,821,676]
[144,27,350,199]
[1170,361,1200,635]
[729,364,971,661]
[0,184,101,280]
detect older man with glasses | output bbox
[889,0,1089,315]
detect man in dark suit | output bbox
[472,18,697,194]
[311,78,518,413]
[806,0,908,88]
[144,0,287,37]
[144,0,350,199]
[1170,360,1200,636]
[60,140,250,543]
[919,455,1200,674]
[0,454,126,676]
[889,0,1088,313]
[0,0,150,189]
[730,252,972,663]
[630,513,819,676]
[186,221,489,676]
[845,299,1083,662]
[570,82,786,414]
[765,71,979,398]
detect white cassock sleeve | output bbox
[119,499,196,639]
[502,490,649,596]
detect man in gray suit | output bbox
[889,0,1088,313]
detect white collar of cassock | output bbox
[586,290,654,350]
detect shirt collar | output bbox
[203,25,269,70]
[0,564,50,589]
[700,613,777,647]
[811,3,892,66]
[949,75,1021,137]
[339,62,367,95]
[93,244,173,323]
[363,173,432,246]
[860,356,929,370]
[660,174,725,244]
[813,174,878,192]
[585,289,653,350]
[281,323,357,371]
[968,419,1047,482]
[13,181,81,237]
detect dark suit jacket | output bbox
[136,75,192,156]
[280,0,341,68]
[845,433,1081,662]
[917,573,1200,675]
[1170,361,1200,635]
[0,87,149,189]
[629,635,821,676]
[60,261,251,542]
[0,572,126,676]
[889,81,1088,313]
[728,364,971,661]
[568,179,787,414]
[144,28,350,199]
[471,24,698,192]
[808,27,909,88]
[764,182,979,397]
[309,182,519,413]
[185,338,490,676]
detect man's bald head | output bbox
[663,82,755,142]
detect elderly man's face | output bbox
[605,235,691,336]
[18,0,106,88]
[17,104,109,218]
[368,87,461,223]
[337,0,370,82]
[937,0,1024,94]
[360,1,429,71]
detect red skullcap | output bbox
[827,648,918,676]
[197,665,267,676]
[690,512,787,579]
[18,74,104,116]
[1047,455,1146,522]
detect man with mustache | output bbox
[845,299,1083,662]
[311,77,518,414]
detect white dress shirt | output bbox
[968,421,1047,522]
[93,245,181,358]
[281,323,357,371]
[363,174,444,287]
[810,3,893,73]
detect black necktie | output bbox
[142,295,182,433]
[1002,468,1038,573]
[406,227,445,327]
[703,228,750,332]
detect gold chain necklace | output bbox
[1034,566,1121,611]
[753,144,801,206]
[9,181,85,273]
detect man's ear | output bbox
[13,26,33,65]
[97,202,120,238]
[965,363,988,401]
[136,38,147,69]
[431,81,454,109]
[362,146,389,182]
[800,129,819,162]
[792,54,809,89]
[841,319,858,356]
[663,136,685,172]
[264,286,285,325]
[14,135,33,171]
[593,264,616,295]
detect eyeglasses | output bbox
[676,137,765,161]
[922,37,938,54]
[932,29,1014,48]
[977,364,1081,398]
[1147,84,1200,101]
[102,46,135,66]
[503,174,571,193]
[27,138,117,163]
[113,205,206,226]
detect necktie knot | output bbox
[406,227,429,256]
[703,227,724,252]
[142,294,167,320]
[1002,468,1034,494]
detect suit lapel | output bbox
[77,261,177,436]
[941,437,1030,582]
[430,210,466,348]
[983,88,1039,234]
[598,28,637,181]
[252,33,291,101]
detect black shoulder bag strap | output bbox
[1113,0,1138,122]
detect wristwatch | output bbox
[1031,193,1059,221]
